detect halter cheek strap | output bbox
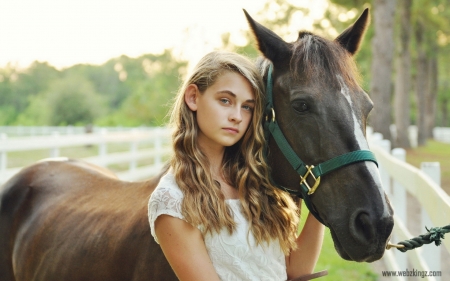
[263,63,378,225]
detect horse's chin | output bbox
[329,228,385,262]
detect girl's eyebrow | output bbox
[216,90,255,103]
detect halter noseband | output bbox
[263,63,378,225]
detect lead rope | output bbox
[387,224,450,252]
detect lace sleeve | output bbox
[148,184,185,244]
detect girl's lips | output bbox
[223,127,239,134]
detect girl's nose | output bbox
[229,108,242,123]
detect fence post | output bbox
[50,131,60,157]
[66,125,74,135]
[391,148,408,271]
[420,162,441,274]
[99,129,108,167]
[0,133,7,176]
[408,125,418,148]
[129,129,138,174]
[154,128,162,167]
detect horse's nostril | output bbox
[350,211,376,244]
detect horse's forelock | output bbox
[290,33,361,91]
[255,57,271,80]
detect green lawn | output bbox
[7,145,98,168]
[405,139,450,193]
[316,230,378,281]
[8,143,138,170]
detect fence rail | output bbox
[368,129,449,281]
[0,127,172,186]
[433,127,450,143]
[0,125,154,137]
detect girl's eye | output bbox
[242,105,254,111]
[220,98,230,105]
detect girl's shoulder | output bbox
[148,171,185,243]
[150,171,183,201]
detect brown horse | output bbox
[0,9,393,281]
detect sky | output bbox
[0,0,328,69]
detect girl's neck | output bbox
[209,156,224,181]
[197,141,238,198]
[198,142,225,176]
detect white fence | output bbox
[389,125,450,147]
[0,127,172,186]
[0,125,154,137]
[434,127,450,143]
[368,129,449,280]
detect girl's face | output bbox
[185,71,255,152]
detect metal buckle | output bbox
[299,165,321,195]
[265,108,276,122]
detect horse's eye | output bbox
[292,100,310,113]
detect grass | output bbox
[7,146,98,168]
[6,142,172,175]
[7,143,139,170]
[405,139,450,193]
[316,230,378,281]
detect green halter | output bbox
[263,64,378,225]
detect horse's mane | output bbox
[256,31,362,92]
[255,57,271,84]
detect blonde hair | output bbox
[169,51,299,254]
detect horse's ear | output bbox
[335,8,370,55]
[243,9,291,65]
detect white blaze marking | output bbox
[337,76,390,218]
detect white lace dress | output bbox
[148,172,287,281]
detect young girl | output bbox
[148,51,324,281]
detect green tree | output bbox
[48,77,105,126]
[14,94,51,125]
[62,60,130,110]
[0,61,59,125]
[1,49,188,127]
[331,0,450,147]
[394,0,413,148]
[411,0,450,145]
[97,50,187,126]
[16,75,106,126]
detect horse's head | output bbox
[244,8,393,262]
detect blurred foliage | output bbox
[236,0,374,90]
[0,62,60,124]
[1,0,449,128]
[0,50,186,126]
[344,0,450,126]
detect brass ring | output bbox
[386,242,405,250]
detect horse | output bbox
[0,8,393,281]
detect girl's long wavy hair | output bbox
[169,51,299,254]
